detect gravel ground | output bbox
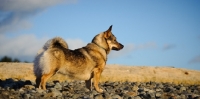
[0,78,200,99]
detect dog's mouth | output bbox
[112,43,124,51]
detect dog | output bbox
[33,25,124,93]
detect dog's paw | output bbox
[97,88,103,93]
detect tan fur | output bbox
[33,25,123,93]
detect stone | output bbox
[73,94,83,99]
[24,94,31,99]
[24,85,35,90]
[44,91,62,98]
[1,90,10,96]
[94,94,104,99]
[155,88,162,92]
[92,90,99,96]
[138,88,144,92]
[49,88,62,97]
[103,92,112,99]
[9,95,15,99]
[144,88,150,92]
[147,90,155,98]
[126,91,138,97]
[156,83,164,89]
[180,94,186,99]
[54,82,62,90]
[155,92,161,98]
[132,85,139,91]
[36,88,45,93]
[112,94,122,99]
[180,86,186,92]
[134,96,141,99]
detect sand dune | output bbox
[0,63,199,85]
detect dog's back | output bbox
[33,37,100,80]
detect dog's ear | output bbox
[107,25,112,32]
[104,25,112,39]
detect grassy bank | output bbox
[0,63,199,85]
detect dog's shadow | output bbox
[0,78,34,90]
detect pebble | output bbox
[0,78,200,99]
[155,92,161,98]
[112,94,122,99]
[94,94,104,99]
[54,82,62,90]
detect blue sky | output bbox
[0,0,200,70]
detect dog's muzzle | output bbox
[112,43,124,51]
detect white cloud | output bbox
[0,34,48,61]
[0,0,76,34]
[0,0,66,12]
[66,39,86,50]
[134,42,157,50]
[163,44,176,50]
[189,55,200,64]
[0,34,85,62]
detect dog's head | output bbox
[92,25,124,54]
[104,25,124,51]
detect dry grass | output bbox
[0,63,200,85]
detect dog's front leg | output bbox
[93,67,103,93]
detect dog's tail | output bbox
[43,37,68,50]
[33,37,68,77]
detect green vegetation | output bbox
[0,56,29,63]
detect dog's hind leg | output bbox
[40,72,55,90]
[35,76,41,89]
[85,72,94,91]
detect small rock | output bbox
[180,86,186,92]
[156,83,164,88]
[62,81,68,86]
[180,94,186,99]
[134,96,141,99]
[155,92,161,98]
[155,88,162,92]
[72,94,81,99]
[132,85,139,91]
[112,94,122,99]
[36,88,45,93]
[24,94,31,99]
[50,88,62,97]
[19,88,25,93]
[9,95,15,99]
[147,90,155,98]
[29,90,36,94]
[144,88,150,92]
[126,91,138,97]
[1,90,10,96]
[94,94,104,99]
[24,85,35,90]
[103,92,112,99]
[92,90,99,96]
[54,82,62,90]
[138,88,144,92]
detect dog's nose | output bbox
[120,43,124,49]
